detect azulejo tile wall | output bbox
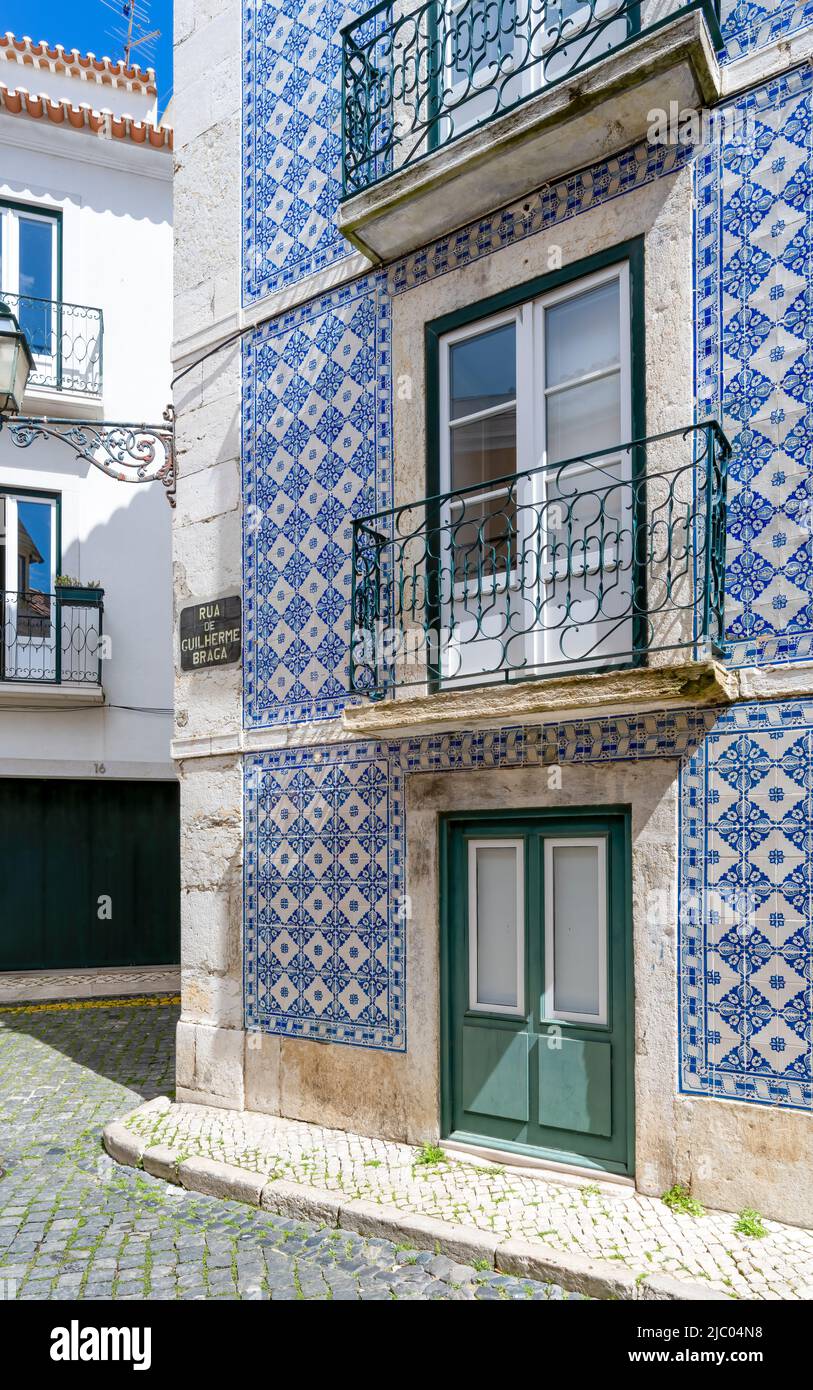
[240,0,813,1108]
[244,742,406,1049]
[242,0,369,303]
[721,0,813,60]
[240,0,813,307]
[696,68,813,666]
[242,273,391,728]
[244,710,717,1050]
[680,700,813,1111]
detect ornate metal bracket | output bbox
[0,404,176,506]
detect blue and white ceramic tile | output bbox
[242,272,391,729]
[242,0,370,304]
[720,0,813,61]
[695,69,813,664]
[244,741,406,1049]
[679,700,813,1110]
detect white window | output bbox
[543,837,608,1025]
[467,839,525,1015]
[0,205,59,380]
[439,263,632,684]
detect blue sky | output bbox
[4,1,173,112]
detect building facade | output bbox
[174,1,813,1225]
[0,34,178,995]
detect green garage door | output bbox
[0,778,180,971]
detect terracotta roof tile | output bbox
[0,31,157,94]
[0,83,173,150]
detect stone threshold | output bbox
[104,1100,726,1303]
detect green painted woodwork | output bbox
[0,778,180,971]
[538,1036,613,1137]
[441,808,634,1176]
[462,1025,529,1122]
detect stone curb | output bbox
[103,1122,146,1168]
[101,1119,729,1302]
[142,1144,183,1184]
[178,1155,265,1205]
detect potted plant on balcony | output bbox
[55,575,104,605]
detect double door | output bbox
[442,810,632,1174]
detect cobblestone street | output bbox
[0,998,580,1302]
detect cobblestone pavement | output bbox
[122,1088,813,1301]
[0,999,581,1302]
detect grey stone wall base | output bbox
[102,1119,728,1301]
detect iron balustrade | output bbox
[1,590,104,685]
[0,292,103,396]
[341,0,723,195]
[350,421,730,698]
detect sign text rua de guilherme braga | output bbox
[180,596,241,670]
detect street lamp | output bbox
[0,301,34,414]
[0,302,176,505]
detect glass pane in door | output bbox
[450,321,516,418]
[450,321,518,567]
[545,279,620,388]
[19,216,55,357]
[546,374,622,463]
[469,841,523,1011]
[444,321,522,682]
[12,498,55,679]
[545,839,606,1022]
[540,275,630,668]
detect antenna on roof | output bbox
[99,0,160,69]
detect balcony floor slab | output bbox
[341,658,737,738]
[0,681,104,707]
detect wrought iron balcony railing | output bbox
[341,0,723,196]
[350,421,729,699]
[1,292,103,396]
[1,590,103,685]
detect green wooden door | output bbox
[0,778,180,971]
[442,809,633,1175]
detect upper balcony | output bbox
[346,420,733,733]
[2,292,104,409]
[339,0,723,260]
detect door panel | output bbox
[462,1026,529,1121]
[443,810,632,1174]
[538,1036,612,1137]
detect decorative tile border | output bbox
[679,699,813,1110]
[388,138,692,296]
[242,271,391,729]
